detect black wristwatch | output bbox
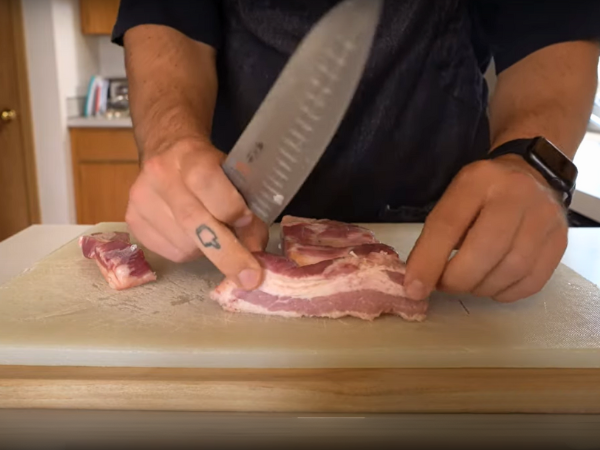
[487,136,578,207]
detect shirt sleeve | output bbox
[473,0,600,74]
[111,0,222,49]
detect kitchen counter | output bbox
[67,116,132,128]
[1,224,599,286]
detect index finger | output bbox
[404,174,485,300]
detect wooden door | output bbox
[0,0,40,241]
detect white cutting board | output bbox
[0,222,599,369]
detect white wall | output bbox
[98,36,126,78]
[21,0,99,224]
[21,0,72,224]
[52,0,99,99]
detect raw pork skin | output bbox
[210,216,428,321]
[79,232,156,290]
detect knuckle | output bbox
[153,243,189,263]
[183,166,212,193]
[128,182,146,205]
[539,198,563,219]
[495,278,546,304]
[423,213,464,247]
[181,151,220,183]
[172,240,203,262]
[555,230,568,251]
[557,211,569,229]
[456,160,489,183]
[440,280,460,293]
[124,201,142,229]
[528,277,548,296]
[504,251,532,276]
[169,249,194,263]
[505,172,537,196]
[509,170,534,185]
[439,273,469,294]
[151,238,199,263]
[468,160,490,174]
[492,292,520,303]
[481,239,510,260]
[175,204,203,228]
[182,166,250,225]
[143,156,167,179]
[124,208,138,228]
[180,250,203,263]
[472,285,494,298]
[424,207,453,231]
[216,196,248,224]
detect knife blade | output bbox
[222,0,383,225]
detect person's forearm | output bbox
[123,24,218,161]
[489,40,600,158]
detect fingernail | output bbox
[405,279,429,300]
[234,213,253,228]
[238,268,261,290]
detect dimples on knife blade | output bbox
[222,0,383,225]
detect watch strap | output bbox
[487,137,574,207]
[487,138,533,160]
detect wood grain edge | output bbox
[1,366,600,413]
[69,129,84,224]
[11,0,41,224]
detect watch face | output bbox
[530,137,578,187]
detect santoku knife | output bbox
[222,0,383,225]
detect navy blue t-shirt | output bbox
[112,1,600,223]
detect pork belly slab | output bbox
[79,232,156,290]
[210,216,428,321]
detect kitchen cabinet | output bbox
[70,128,139,224]
[79,0,120,35]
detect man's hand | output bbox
[121,26,268,290]
[126,138,269,290]
[403,39,600,303]
[404,154,568,303]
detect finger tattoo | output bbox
[196,225,221,250]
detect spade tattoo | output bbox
[196,225,221,250]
